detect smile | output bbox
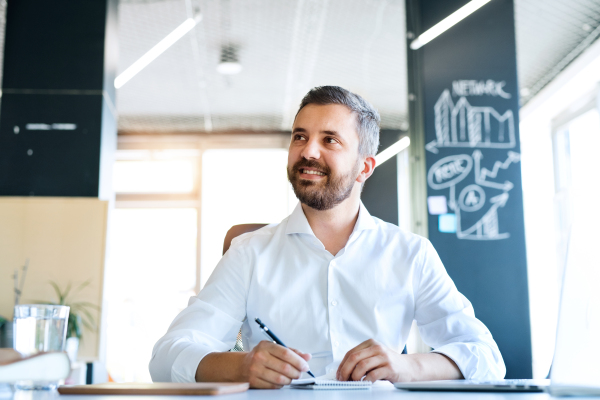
[300,169,326,176]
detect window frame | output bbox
[114,132,290,293]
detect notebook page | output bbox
[291,370,372,389]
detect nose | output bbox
[300,137,321,160]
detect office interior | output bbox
[0,0,598,386]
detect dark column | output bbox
[362,130,403,225]
[407,0,532,378]
[0,0,117,199]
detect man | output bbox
[149,86,505,388]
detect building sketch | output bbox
[427,150,520,241]
[426,89,516,154]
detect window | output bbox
[200,149,296,288]
[553,108,600,283]
[105,208,197,382]
[105,135,291,382]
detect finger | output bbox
[351,355,385,382]
[250,376,284,390]
[262,353,304,380]
[261,364,294,387]
[290,348,312,362]
[336,339,375,377]
[267,343,310,372]
[338,345,382,381]
[365,367,388,383]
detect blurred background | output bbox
[0,0,599,385]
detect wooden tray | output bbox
[58,382,250,396]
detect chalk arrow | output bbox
[425,140,439,154]
[448,186,457,211]
[507,151,521,162]
[490,192,509,207]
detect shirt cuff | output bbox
[171,343,217,383]
[431,342,498,380]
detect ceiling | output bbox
[0,0,599,133]
[117,0,409,133]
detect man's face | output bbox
[287,104,362,211]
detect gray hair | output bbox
[295,86,380,157]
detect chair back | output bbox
[222,224,268,255]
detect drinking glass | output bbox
[13,305,70,390]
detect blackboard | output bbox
[417,0,532,378]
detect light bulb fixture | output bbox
[375,136,411,165]
[410,0,493,50]
[114,13,202,89]
[217,44,242,75]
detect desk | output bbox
[1,386,563,400]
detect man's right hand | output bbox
[195,340,311,389]
[239,341,311,389]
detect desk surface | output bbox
[0,384,569,400]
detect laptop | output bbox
[395,216,600,394]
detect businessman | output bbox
[150,86,505,388]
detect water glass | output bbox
[13,305,70,390]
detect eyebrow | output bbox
[291,127,340,137]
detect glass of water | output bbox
[13,304,70,390]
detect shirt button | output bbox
[331,300,338,306]
[334,341,339,347]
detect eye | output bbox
[325,137,338,144]
[293,134,306,141]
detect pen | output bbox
[254,317,315,378]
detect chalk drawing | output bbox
[458,184,486,212]
[426,89,516,154]
[427,150,520,241]
[427,154,473,190]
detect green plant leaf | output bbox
[78,308,97,329]
[70,301,100,310]
[48,281,64,304]
[73,280,91,296]
[63,282,72,302]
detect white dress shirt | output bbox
[149,202,506,382]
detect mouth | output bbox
[299,168,327,177]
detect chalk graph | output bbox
[427,150,520,241]
[426,90,516,154]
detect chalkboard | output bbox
[417,0,532,378]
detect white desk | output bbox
[1,385,563,400]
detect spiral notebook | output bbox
[290,371,372,390]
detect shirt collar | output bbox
[285,201,377,236]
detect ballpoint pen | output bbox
[254,317,315,378]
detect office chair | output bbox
[222,223,407,355]
[223,224,268,352]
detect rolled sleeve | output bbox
[149,244,252,382]
[414,239,506,380]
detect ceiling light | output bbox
[410,0,493,50]
[217,45,242,75]
[375,136,411,165]
[114,14,202,89]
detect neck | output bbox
[300,186,361,255]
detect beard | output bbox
[287,158,360,211]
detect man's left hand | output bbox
[336,339,414,383]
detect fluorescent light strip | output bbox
[114,15,201,89]
[410,0,492,50]
[375,136,410,165]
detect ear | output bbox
[356,155,376,184]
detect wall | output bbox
[0,197,108,360]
